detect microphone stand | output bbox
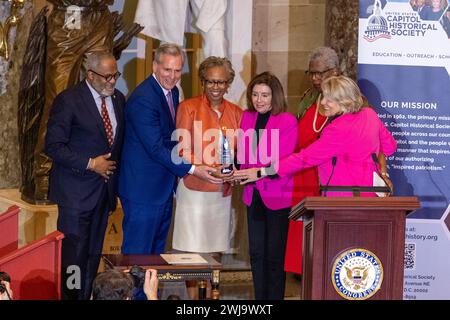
[322,156,337,197]
[320,154,392,196]
[319,185,391,197]
[371,153,392,194]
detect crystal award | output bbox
[220,129,233,174]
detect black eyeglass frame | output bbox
[305,68,334,78]
[88,69,122,82]
[203,79,230,87]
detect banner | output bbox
[358,0,450,299]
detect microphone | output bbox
[322,156,337,197]
[371,153,392,194]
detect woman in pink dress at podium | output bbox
[236,75,397,198]
[275,76,396,191]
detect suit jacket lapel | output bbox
[111,91,123,149]
[257,114,274,160]
[149,76,176,128]
[79,81,109,143]
[172,86,179,115]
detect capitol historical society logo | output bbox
[363,0,391,42]
[332,248,384,300]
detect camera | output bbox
[128,265,146,288]
[0,283,6,294]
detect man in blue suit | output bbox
[45,52,125,300]
[119,43,221,254]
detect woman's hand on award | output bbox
[210,165,234,180]
[193,165,224,184]
[233,168,262,185]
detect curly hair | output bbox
[309,47,340,70]
[198,56,235,84]
[92,270,134,300]
[0,271,11,283]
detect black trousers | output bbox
[57,186,110,300]
[247,189,290,300]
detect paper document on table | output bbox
[161,253,208,265]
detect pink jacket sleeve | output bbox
[378,117,397,157]
[262,113,298,173]
[276,120,349,177]
[276,108,397,178]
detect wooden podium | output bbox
[290,196,420,300]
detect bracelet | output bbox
[380,172,389,177]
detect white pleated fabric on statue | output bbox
[172,179,232,253]
[134,0,228,57]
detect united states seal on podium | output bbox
[331,248,384,300]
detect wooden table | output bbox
[102,253,222,299]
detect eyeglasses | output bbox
[89,69,122,82]
[204,79,229,88]
[305,68,334,79]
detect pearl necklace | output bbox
[312,94,328,133]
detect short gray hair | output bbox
[309,47,340,70]
[154,43,185,64]
[85,52,116,71]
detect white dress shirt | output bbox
[152,74,195,175]
[85,80,117,137]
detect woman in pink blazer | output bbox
[239,76,397,198]
[234,72,297,300]
[276,76,397,193]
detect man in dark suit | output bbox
[45,52,125,300]
[119,43,221,255]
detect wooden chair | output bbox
[0,205,19,257]
[0,231,64,300]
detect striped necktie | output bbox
[166,90,175,122]
[101,96,114,147]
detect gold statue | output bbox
[18,1,143,204]
[0,0,25,60]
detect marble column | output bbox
[252,0,326,113]
[325,0,359,79]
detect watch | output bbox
[257,169,262,178]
